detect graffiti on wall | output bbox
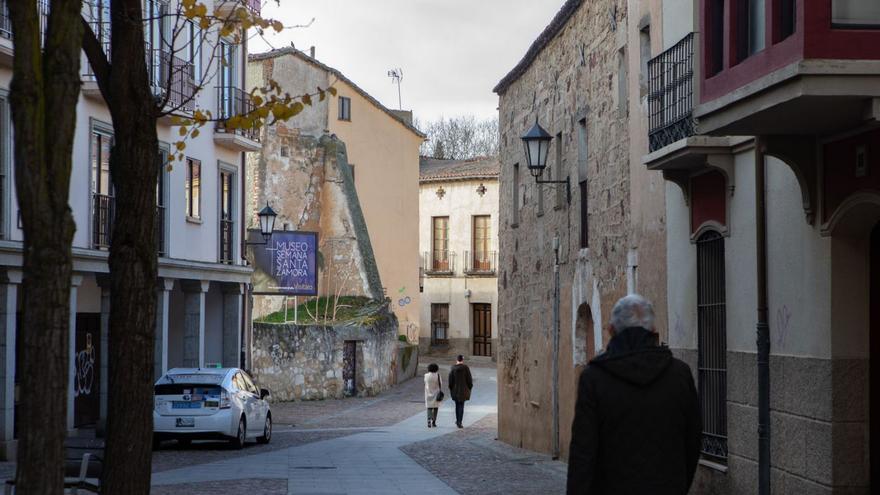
[74,333,96,397]
[397,286,411,308]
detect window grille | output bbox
[431,304,449,345]
[647,32,695,152]
[697,230,727,463]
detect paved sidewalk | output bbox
[151,364,498,494]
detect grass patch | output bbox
[257,296,377,325]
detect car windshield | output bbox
[154,384,223,397]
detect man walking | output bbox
[567,294,701,495]
[448,355,473,428]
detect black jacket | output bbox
[448,363,473,401]
[567,327,701,495]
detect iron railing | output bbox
[464,250,497,275]
[92,193,114,249]
[150,49,196,113]
[216,86,260,142]
[648,32,695,152]
[156,205,166,256]
[423,250,455,275]
[696,230,727,463]
[0,0,49,41]
[219,218,234,264]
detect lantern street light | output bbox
[521,119,570,203]
[246,202,278,245]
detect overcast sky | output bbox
[252,0,564,123]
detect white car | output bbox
[153,368,272,449]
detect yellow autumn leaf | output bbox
[252,95,263,106]
[175,141,186,151]
[191,129,200,138]
[272,20,283,32]
[302,94,312,106]
[328,87,338,96]
[199,17,210,29]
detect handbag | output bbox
[435,374,445,402]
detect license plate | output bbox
[175,417,195,427]
[172,401,202,409]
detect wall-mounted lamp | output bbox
[521,119,570,203]
[245,202,278,246]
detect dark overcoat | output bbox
[448,363,473,401]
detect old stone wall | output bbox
[246,122,384,318]
[496,0,667,460]
[251,305,399,401]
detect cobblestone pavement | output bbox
[400,414,567,495]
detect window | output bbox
[472,215,491,272]
[432,216,449,271]
[832,0,880,27]
[579,181,589,248]
[187,20,202,79]
[338,96,351,121]
[91,128,114,249]
[577,119,588,181]
[156,147,168,255]
[185,158,201,220]
[707,0,725,77]
[639,25,651,97]
[219,169,234,264]
[776,0,796,41]
[512,163,520,226]
[697,230,727,464]
[736,0,765,62]
[431,304,449,345]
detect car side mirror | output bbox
[260,388,270,400]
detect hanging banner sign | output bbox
[248,230,319,296]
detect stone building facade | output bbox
[493,0,667,459]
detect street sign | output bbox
[248,230,319,296]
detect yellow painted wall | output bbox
[328,80,423,338]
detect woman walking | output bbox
[424,363,443,427]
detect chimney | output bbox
[309,46,315,58]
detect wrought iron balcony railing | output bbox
[92,193,114,249]
[422,251,456,275]
[464,250,497,275]
[216,86,260,142]
[219,218,234,264]
[150,49,196,113]
[0,0,49,41]
[647,32,696,152]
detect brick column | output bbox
[222,283,243,368]
[0,270,21,460]
[154,278,174,380]
[181,281,210,368]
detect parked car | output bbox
[153,367,271,449]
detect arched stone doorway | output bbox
[573,303,594,367]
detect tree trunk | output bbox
[97,0,159,493]
[7,0,82,493]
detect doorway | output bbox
[871,222,880,486]
[74,313,101,428]
[472,303,492,357]
[343,341,357,397]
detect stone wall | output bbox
[495,0,667,460]
[251,305,399,401]
[394,342,419,384]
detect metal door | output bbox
[74,313,101,428]
[472,304,492,357]
[343,341,357,397]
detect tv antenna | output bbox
[387,68,403,109]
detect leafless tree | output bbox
[416,115,499,160]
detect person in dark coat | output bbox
[567,294,701,495]
[447,355,473,428]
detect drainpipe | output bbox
[552,235,560,460]
[755,138,771,495]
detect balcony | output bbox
[151,49,196,115]
[214,86,261,152]
[696,0,880,137]
[92,194,113,250]
[648,33,696,153]
[219,218,233,264]
[464,251,497,276]
[422,251,456,276]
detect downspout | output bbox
[755,138,771,495]
[552,235,560,460]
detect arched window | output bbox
[697,230,727,463]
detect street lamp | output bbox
[521,119,570,203]
[247,202,278,245]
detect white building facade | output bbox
[419,157,499,358]
[0,0,259,459]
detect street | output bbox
[150,361,567,494]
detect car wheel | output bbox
[257,414,272,444]
[177,438,191,448]
[230,416,246,450]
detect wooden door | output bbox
[74,313,101,428]
[472,304,492,357]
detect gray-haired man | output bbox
[567,294,701,495]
